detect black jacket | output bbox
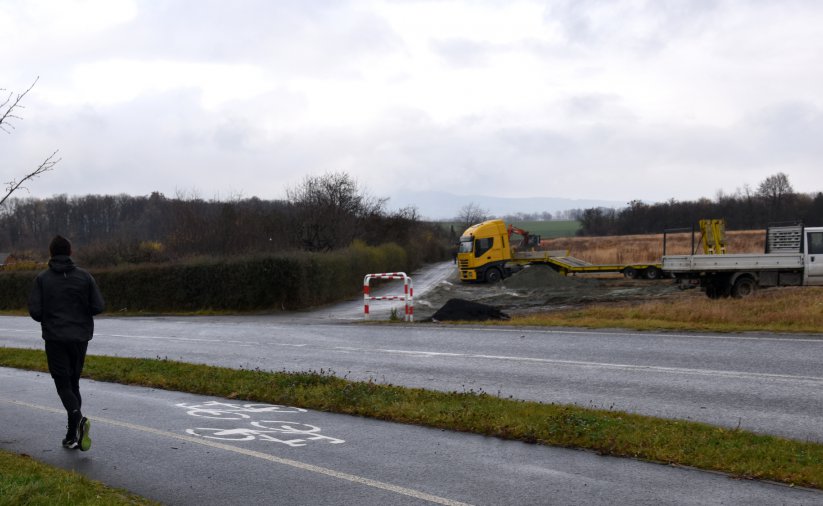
[28,256,105,342]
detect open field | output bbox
[541,229,765,264]
[509,285,823,333]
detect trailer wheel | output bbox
[731,277,756,299]
[644,267,661,280]
[623,267,638,279]
[485,267,502,283]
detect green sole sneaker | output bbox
[77,417,91,451]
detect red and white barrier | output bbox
[363,272,413,322]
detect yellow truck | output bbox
[456,219,662,282]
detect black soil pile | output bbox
[431,298,511,322]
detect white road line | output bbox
[357,347,823,385]
[459,326,823,343]
[0,396,472,506]
[4,330,822,384]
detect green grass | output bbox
[505,220,581,238]
[2,346,823,489]
[0,448,158,506]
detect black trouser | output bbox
[45,340,88,416]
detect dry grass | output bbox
[513,286,823,333]
[541,230,765,264]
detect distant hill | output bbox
[386,190,624,220]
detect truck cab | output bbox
[457,220,512,282]
[806,227,823,285]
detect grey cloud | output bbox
[430,38,496,68]
[7,90,822,207]
[104,1,404,78]
[743,102,823,162]
[561,94,636,122]
[545,0,720,52]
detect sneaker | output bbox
[62,421,78,449]
[76,416,91,451]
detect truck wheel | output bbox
[485,267,502,283]
[731,277,756,299]
[644,267,661,280]
[623,267,638,279]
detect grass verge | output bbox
[0,448,158,506]
[2,347,823,489]
[509,286,823,333]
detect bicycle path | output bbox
[1,367,819,505]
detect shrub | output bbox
[0,242,409,312]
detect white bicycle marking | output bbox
[176,401,308,419]
[178,401,344,446]
[187,421,345,447]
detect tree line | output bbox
[577,173,823,236]
[0,173,448,267]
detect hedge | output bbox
[0,242,409,313]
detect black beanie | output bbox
[49,235,72,257]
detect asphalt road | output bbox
[2,367,819,505]
[2,315,823,442]
[3,260,823,503]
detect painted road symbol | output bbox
[176,401,308,419]
[177,401,345,447]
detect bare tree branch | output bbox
[1,77,60,208]
[456,202,489,230]
[0,76,39,134]
[1,150,60,207]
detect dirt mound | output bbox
[412,262,680,320]
[431,298,510,322]
[502,264,581,289]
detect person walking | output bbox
[28,235,105,451]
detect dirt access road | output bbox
[305,262,677,322]
[413,262,679,320]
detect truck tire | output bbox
[623,267,638,279]
[731,277,757,299]
[485,267,502,283]
[644,267,661,280]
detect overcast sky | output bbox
[3,0,822,213]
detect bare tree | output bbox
[456,202,489,230]
[757,172,794,206]
[287,172,386,251]
[1,77,60,207]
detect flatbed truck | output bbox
[662,223,823,298]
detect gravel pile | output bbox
[502,264,581,289]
